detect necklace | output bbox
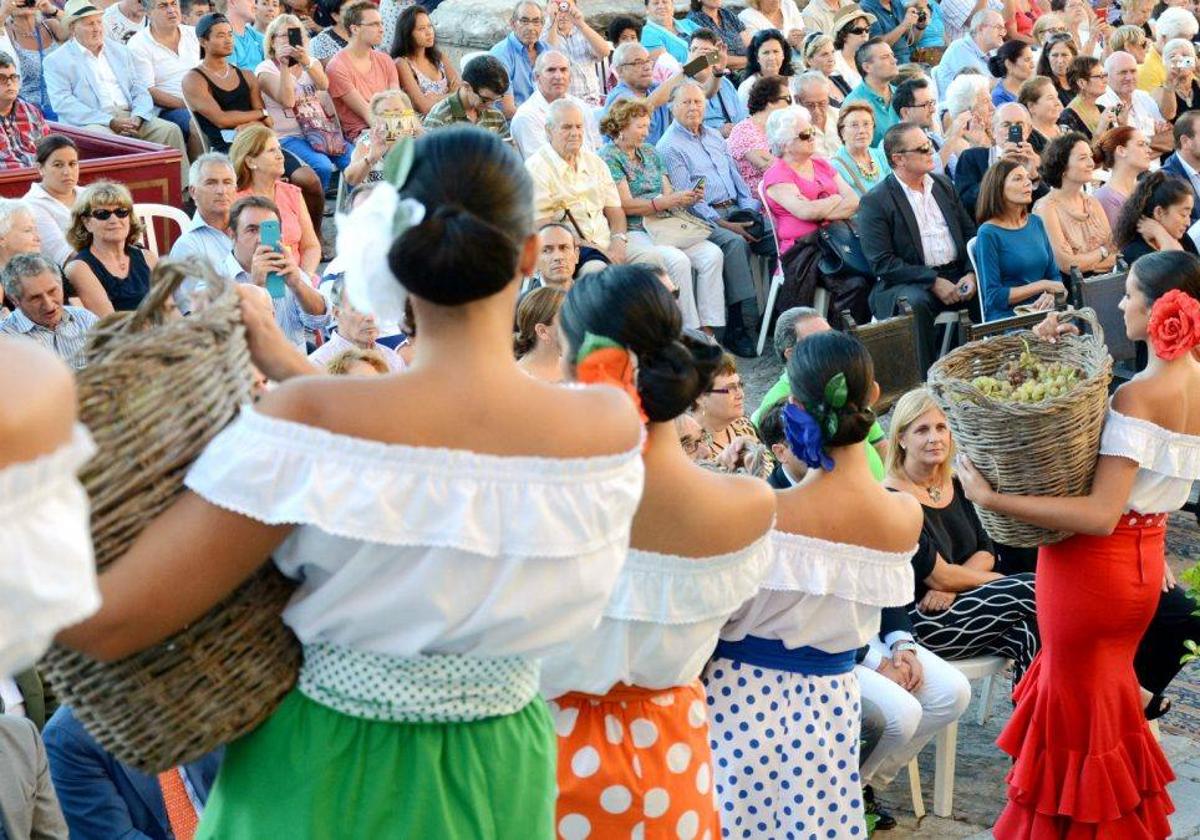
[207,61,232,81]
[851,152,879,179]
[904,465,944,502]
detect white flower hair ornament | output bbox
[335,138,425,324]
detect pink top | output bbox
[762,156,840,253]
[726,118,770,197]
[236,181,305,260]
[327,50,400,140]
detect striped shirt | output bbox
[0,306,97,370]
[235,270,331,350]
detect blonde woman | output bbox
[343,88,421,188]
[326,346,390,375]
[63,182,155,317]
[799,32,845,106]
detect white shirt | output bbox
[510,90,601,159]
[1097,88,1163,140]
[897,173,958,267]
[1100,409,1200,514]
[813,106,841,159]
[739,0,805,34]
[22,181,74,266]
[307,330,406,373]
[80,42,132,112]
[0,677,25,719]
[833,51,861,89]
[102,3,146,44]
[127,24,200,102]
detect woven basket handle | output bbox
[127,260,225,332]
[1057,306,1103,347]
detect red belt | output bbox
[1118,512,1167,529]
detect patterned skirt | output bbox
[550,681,720,840]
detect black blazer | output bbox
[767,463,792,489]
[1159,153,1200,223]
[953,147,1049,218]
[857,172,976,288]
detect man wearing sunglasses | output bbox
[931,8,1003,96]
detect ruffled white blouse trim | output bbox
[184,406,645,558]
[0,424,95,515]
[1100,409,1200,480]
[761,530,916,608]
[603,531,774,625]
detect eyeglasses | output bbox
[1087,73,1107,80]
[709,381,744,394]
[87,207,131,220]
[516,15,543,25]
[904,99,936,110]
[794,129,815,141]
[799,98,829,109]
[621,57,652,67]
[896,143,933,155]
[0,73,19,86]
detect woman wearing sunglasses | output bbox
[63,181,156,317]
[832,5,874,93]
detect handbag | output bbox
[816,219,872,277]
[642,208,712,250]
[294,91,347,157]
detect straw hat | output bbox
[832,3,878,36]
[62,0,103,24]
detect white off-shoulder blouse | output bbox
[1101,409,1200,514]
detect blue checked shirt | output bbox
[656,120,758,222]
[0,305,97,370]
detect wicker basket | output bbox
[40,261,301,774]
[927,308,1113,548]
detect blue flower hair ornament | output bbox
[781,372,852,472]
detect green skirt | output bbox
[196,688,556,839]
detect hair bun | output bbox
[388,204,517,306]
[829,405,876,447]
[637,335,723,422]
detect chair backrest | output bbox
[180,90,212,156]
[956,308,1061,344]
[842,301,920,414]
[134,203,191,257]
[1076,268,1135,366]
[966,235,989,320]
[756,180,785,281]
[460,50,488,73]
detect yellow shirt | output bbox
[1138,47,1165,92]
[525,145,621,249]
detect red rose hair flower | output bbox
[1147,288,1200,361]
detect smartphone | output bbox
[1007,122,1023,144]
[693,176,706,192]
[682,53,714,77]
[259,219,286,300]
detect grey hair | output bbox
[1155,6,1198,42]
[1103,49,1137,74]
[1,253,60,301]
[790,70,829,96]
[765,105,813,157]
[942,72,990,118]
[510,0,542,19]
[188,151,234,187]
[0,198,34,240]
[0,50,16,72]
[1162,37,1196,65]
[534,48,569,74]
[968,8,1002,33]
[544,96,584,129]
[773,306,822,362]
[611,40,647,70]
[670,78,705,104]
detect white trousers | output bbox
[627,230,726,329]
[855,640,971,787]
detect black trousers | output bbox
[868,278,975,377]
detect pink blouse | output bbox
[726,118,770,197]
[236,181,305,261]
[762,156,840,253]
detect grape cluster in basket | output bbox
[969,341,1084,403]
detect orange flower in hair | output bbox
[574,332,649,425]
[1147,289,1200,361]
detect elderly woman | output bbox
[883,388,1040,684]
[1113,170,1198,262]
[727,75,791,195]
[1151,38,1200,122]
[800,32,848,106]
[230,124,322,274]
[989,40,1036,106]
[832,102,892,196]
[1021,77,1064,154]
[939,73,994,164]
[763,105,871,324]
[1093,126,1153,228]
[1037,31,1078,106]
[737,0,804,49]
[1034,133,1117,276]
[22,134,78,266]
[513,285,565,383]
[1107,24,1148,63]
[682,0,751,70]
[343,89,420,189]
[0,199,42,277]
[641,0,687,63]
[325,347,390,376]
[256,13,350,193]
[63,182,156,317]
[737,28,794,104]
[391,5,459,116]
[1057,54,1118,140]
[689,352,773,472]
[598,97,727,333]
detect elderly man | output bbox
[657,80,762,357]
[168,152,244,277]
[931,9,1002,95]
[791,71,840,158]
[103,0,146,44]
[1138,6,1196,91]
[0,53,48,169]
[423,55,513,143]
[939,0,1003,42]
[842,37,899,145]
[44,0,188,185]
[511,49,599,157]
[489,0,548,116]
[858,121,978,376]
[308,278,405,371]
[532,221,580,288]
[128,0,201,157]
[604,41,684,145]
[541,0,608,105]
[0,254,98,371]
[1101,50,1172,153]
[688,28,746,138]
[953,101,1044,215]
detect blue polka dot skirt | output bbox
[701,658,865,840]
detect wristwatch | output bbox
[892,640,918,654]
[1099,245,1110,260]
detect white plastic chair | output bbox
[931,654,1010,817]
[134,203,191,258]
[755,180,830,355]
[459,50,488,73]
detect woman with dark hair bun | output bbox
[1113,170,1198,263]
[706,330,921,838]
[544,263,775,839]
[58,127,647,839]
[988,40,1036,107]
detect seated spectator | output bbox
[1137,5,1195,92]
[228,194,329,347]
[1021,77,1064,155]
[127,0,202,159]
[938,71,993,164]
[167,151,243,277]
[860,0,923,65]
[184,14,273,152]
[325,345,388,374]
[1060,0,1105,57]
[44,0,188,189]
[0,198,41,270]
[737,27,794,106]
[0,52,47,171]
[1034,133,1117,277]
[989,39,1035,106]
[511,49,598,158]
[728,74,791,197]
[225,0,264,68]
[657,79,764,357]
[309,277,405,371]
[253,0,280,35]
[604,42,684,146]
[802,0,840,41]
[391,6,459,116]
[531,221,579,287]
[5,0,68,120]
[739,0,804,47]
[230,124,321,274]
[832,6,873,97]
[307,0,352,64]
[0,713,68,839]
[540,0,607,106]
[932,9,1002,96]
[103,0,145,45]
[283,0,318,35]
[1099,50,1171,154]
[792,71,841,158]
[842,36,899,145]
[1113,169,1198,262]
[687,28,746,137]
[641,0,686,66]
[832,100,892,195]
[688,352,773,474]
[858,121,978,375]
[0,253,96,370]
[344,88,419,187]
[609,14,643,51]
[182,0,212,25]
[326,0,399,142]
[763,105,871,325]
[883,387,1040,683]
[513,284,565,382]
[681,0,750,71]
[1153,39,1200,131]
[1094,125,1153,228]
[1162,110,1200,222]
[42,704,221,840]
[893,75,955,175]
[798,34,846,108]
[600,97,726,333]
[756,398,807,487]
[974,159,1065,320]
[64,181,156,316]
[1037,31,1078,106]
[256,13,351,192]
[954,102,1045,217]
[425,56,512,144]
[23,134,78,266]
[489,0,548,116]
[1058,54,1117,142]
[907,0,945,66]
[1108,24,1149,65]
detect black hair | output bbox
[1038,131,1088,188]
[881,120,922,169]
[391,4,442,65]
[747,74,787,115]
[1112,171,1194,247]
[559,264,723,422]
[387,127,532,305]
[1036,32,1077,80]
[1131,250,1200,304]
[786,330,876,447]
[834,15,870,49]
[313,0,351,27]
[35,133,77,166]
[462,54,510,95]
[606,15,642,44]
[195,12,229,39]
[745,28,794,80]
[687,26,720,47]
[892,76,930,115]
[756,398,788,447]
[987,38,1029,78]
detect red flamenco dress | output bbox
[993,408,1200,840]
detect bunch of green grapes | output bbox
[969,342,1083,403]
